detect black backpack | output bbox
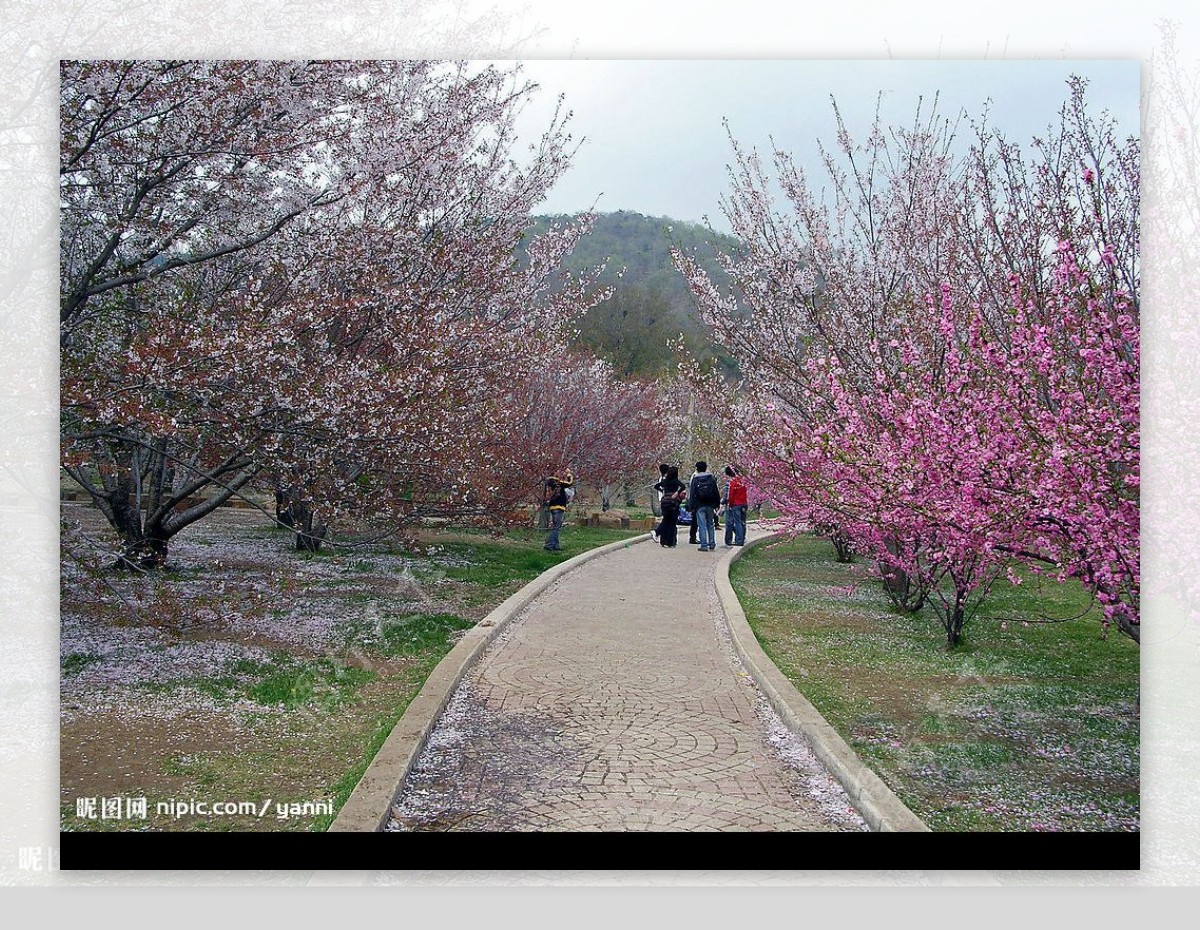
[692,473,720,506]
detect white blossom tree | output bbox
[60,60,593,566]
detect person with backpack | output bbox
[722,464,748,547]
[682,465,721,546]
[654,465,687,547]
[543,468,575,551]
[687,461,721,552]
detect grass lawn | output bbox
[730,533,1139,832]
[60,505,636,831]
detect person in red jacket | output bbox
[722,465,748,547]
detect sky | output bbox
[507,59,1141,232]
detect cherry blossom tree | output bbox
[60,60,592,566]
[676,81,1139,647]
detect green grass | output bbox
[379,612,475,657]
[61,652,103,675]
[435,525,639,588]
[249,660,375,708]
[145,653,377,710]
[731,534,1139,832]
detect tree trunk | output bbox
[881,560,925,612]
[64,434,259,571]
[118,531,170,570]
[289,499,327,553]
[879,538,924,611]
[276,487,295,528]
[830,529,855,563]
[1113,606,1140,644]
[945,597,966,648]
[108,475,170,569]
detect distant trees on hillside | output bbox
[576,285,678,377]
[528,211,743,379]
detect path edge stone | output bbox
[329,530,652,832]
[716,530,932,833]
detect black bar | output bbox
[61,830,1139,872]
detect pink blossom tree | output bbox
[676,81,1139,647]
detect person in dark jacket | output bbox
[651,462,669,541]
[688,461,720,552]
[654,465,687,547]
[683,463,720,545]
[543,468,574,551]
[686,465,700,546]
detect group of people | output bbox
[541,462,748,554]
[652,461,748,551]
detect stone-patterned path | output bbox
[386,535,867,832]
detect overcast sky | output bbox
[507,59,1140,232]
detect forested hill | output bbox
[527,211,745,378]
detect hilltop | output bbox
[528,211,744,378]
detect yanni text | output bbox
[277,800,332,820]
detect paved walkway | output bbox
[386,532,867,832]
